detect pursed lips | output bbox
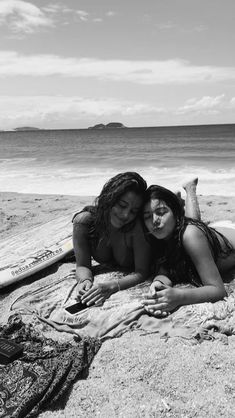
[153,224,163,233]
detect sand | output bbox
[1,192,235,417]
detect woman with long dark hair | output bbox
[142,185,235,315]
[73,172,152,306]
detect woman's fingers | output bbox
[150,283,165,294]
[144,307,169,317]
[81,286,98,298]
[144,301,167,311]
[145,307,161,315]
[81,287,100,303]
[81,286,111,305]
[94,297,105,306]
[142,293,153,300]
[141,296,165,305]
[77,287,88,298]
[84,293,101,306]
[77,280,93,297]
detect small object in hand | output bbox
[65,301,89,314]
[0,338,23,365]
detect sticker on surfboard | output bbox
[0,213,75,289]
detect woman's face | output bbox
[143,198,176,240]
[110,191,143,229]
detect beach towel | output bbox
[2,261,235,343]
[0,313,100,418]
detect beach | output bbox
[1,191,235,417]
[1,191,235,240]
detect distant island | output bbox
[14,126,42,131]
[88,122,126,129]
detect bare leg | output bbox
[183,177,201,220]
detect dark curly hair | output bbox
[144,185,233,285]
[84,172,147,242]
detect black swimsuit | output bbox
[72,208,135,269]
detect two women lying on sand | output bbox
[72,172,235,316]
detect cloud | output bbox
[105,11,116,17]
[42,4,73,14]
[0,0,54,33]
[177,95,231,115]
[0,95,163,128]
[1,51,235,85]
[230,97,235,106]
[155,21,207,33]
[76,10,89,22]
[75,9,116,23]
[1,94,233,129]
[155,21,177,30]
[92,17,103,23]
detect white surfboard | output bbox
[0,213,75,289]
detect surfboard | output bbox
[0,213,75,289]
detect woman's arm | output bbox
[142,225,227,313]
[179,225,227,304]
[81,221,152,306]
[72,213,94,297]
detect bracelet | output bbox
[115,278,121,291]
[153,279,165,286]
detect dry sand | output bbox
[1,192,235,417]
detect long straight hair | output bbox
[144,185,233,284]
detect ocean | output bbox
[0,124,235,197]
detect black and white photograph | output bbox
[0,1,235,416]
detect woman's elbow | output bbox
[219,287,227,300]
[212,285,227,301]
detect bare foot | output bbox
[182,177,198,192]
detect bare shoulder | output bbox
[72,211,93,226]
[182,224,205,247]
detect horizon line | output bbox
[1,121,235,132]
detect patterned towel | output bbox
[0,313,101,418]
[3,262,235,342]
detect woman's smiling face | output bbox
[143,198,176,240]
[110,191,142,229]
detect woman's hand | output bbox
[81,281,118,306]
[150,275,172,294]
[141,281,180,316]
[76,279,93,299]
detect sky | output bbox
[0,0,235,130]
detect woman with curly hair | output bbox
[142,184,235,315]
[73,172,152,306]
